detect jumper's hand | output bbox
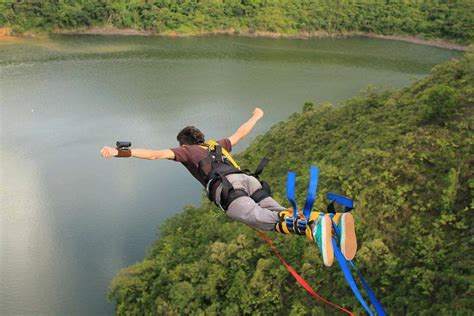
[253,107,264,120]
[101,146,118,158]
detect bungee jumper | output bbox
[101,108,385,315]
[101,108,353,265]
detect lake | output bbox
[0,35,462,315]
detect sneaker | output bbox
[337,213,357,261]
[313,215,334,267]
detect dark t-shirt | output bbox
[170,139,232,188]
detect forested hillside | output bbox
[1,0,473,43]
[109,55,473,314]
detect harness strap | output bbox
[200,140,241,170]
[260,181,272,196]
[220,188,248,210]
[199,140,241,205]
[329,214,386,316]
[286,168,318,234]
[253,157,269,177]
[327,193,353,212]
[332,236,374,316]
[214,144,223,162]
[302,166,318,220]
[250,188,270,203]
[349,261,386,316]
[218,174,243,210]
[286,171,298,219]
[200,140,273,210]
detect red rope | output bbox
[255,230,354,316]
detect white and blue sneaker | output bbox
[312,215,334,267]
[337,213,357,261]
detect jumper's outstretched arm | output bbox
[100,147,175,160]
[228,107,264,146]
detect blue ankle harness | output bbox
[285,166,319,233]
[286,166,386,315]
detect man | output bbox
[101,108,356,267]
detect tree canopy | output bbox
[1,0,473,43]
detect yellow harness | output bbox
[199,140,241,170]
[198,140,271,210]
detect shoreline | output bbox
[0,27,17,42]
[1,26,470,51]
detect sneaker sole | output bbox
[320,216,334,267]
[340,213,357,261]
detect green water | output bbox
[0,35,461,315]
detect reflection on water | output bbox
[0,35,462,315]
[0,35,459,73]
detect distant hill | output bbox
[1,1,473,44]
[109,54,473,315]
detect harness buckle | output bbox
[285,217,294,229]
[297,219,307,233]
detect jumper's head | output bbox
[177,126,205,146]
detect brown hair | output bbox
[177,126,205,145]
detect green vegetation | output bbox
[1,0,473,43]
[109,55,473,314]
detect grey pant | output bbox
[214,174,286,231]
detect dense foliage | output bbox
[1,0,473,43]
[109,55,473,315]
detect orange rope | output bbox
[256,230,354,315]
